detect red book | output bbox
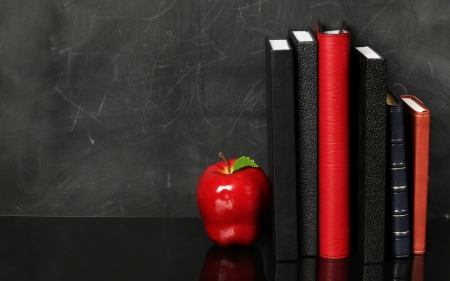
[316,21,351,259]
[400,95,430,255]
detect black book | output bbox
[297,257,317,281]
[265,37,298,261]
[268,262,297,281]
[288,28,318,257]
[386,91,411,258]
[351,46,387,264]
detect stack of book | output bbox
[265,20,430,263]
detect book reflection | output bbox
[318,258,349,281]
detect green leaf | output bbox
[232,156,259,173]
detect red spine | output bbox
[316,21,351,259]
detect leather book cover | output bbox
[265,37,298,261]
[400,95,430,255]
[386,92,411,259]
[298,257,317,280]
[288,28,318,257]
[316,20,351,260]
[351,45,387,264]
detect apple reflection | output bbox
[199,245,267,281]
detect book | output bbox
[351,45,387,264]
[316,20,351,260]
[265,37,298,261]
[298,257,317,281]
[386,92,411,258]
[400,95,430,255]
[288,28,318,257]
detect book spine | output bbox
[316,22,351,259]
[387,97,411,258]
[272,263,298,281]
[401,95,430,255]
[265,37,298,261]
[354,50,387,264]
[298,258,317,281]
[288,29,318,257]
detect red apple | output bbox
[197,153,270,247]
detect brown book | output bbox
[400,95,430,255]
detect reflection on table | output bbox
[0,217,447,280]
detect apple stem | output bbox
[218,152,231,174]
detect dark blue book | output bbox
[386,91,411,258]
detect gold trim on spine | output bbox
[393,231,410,235]
[392,185,407,190]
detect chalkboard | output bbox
[1,0,449,217]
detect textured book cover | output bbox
[288,28,318,257]
[400,95,430,255]
[316,20,351,260]
[298,257,317,281]
[386,92,411,258]
[351,46,387,264]
[265,37,298,261]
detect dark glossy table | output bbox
[0,217,448,280]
